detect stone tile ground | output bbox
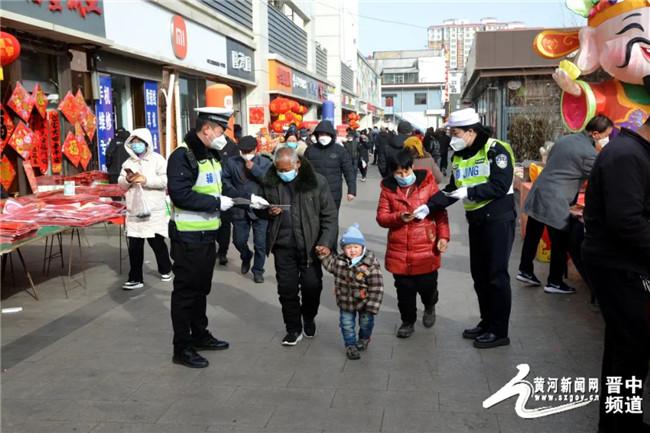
[0,168,630,432]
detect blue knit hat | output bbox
[340,223,366,247]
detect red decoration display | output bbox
[29,114,49,173]
[7,82,34,123]
[62,131,81,167]
[249,106,265,125]
[0,32,21,67]
[269,96,308,134]
[48,111,62,174]
[1,104,15,153]
[76,123,91,170]
[0,155,16,191]
[57,91,79,124]
[32,83,47,118]
[7,121,35,159]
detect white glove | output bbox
[219,196,234,211]
[448,187,469,200]
[413,204,430,220]
[250,194,270,210]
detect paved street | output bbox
[1,166,612,433]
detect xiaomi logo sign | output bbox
[171,15,188,60]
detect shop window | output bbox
[20,49,58,94]
[414,93,427,105]
[179,77,206,136]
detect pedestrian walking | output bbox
[358,132,372,182]
[378,121,412,178]
[403,135,444,184]
[318,224,384,360]
[304,120,356,209]
[377,149,450,338]
[106,127,131,184]
[436,128,451,176]
[167,101,236,368]
[260,147,338,346]
[118,128,172,290]
[222,135,273,284]
[214,123,239,266]
[426,108,516,349]
[582,117,650,433]
[517,115,613,294]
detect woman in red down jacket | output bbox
[376,149,450,339]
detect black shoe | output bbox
[218,255,228,266]
[516,270,542,286]
[462,325,485,340]
[253,272,264,284]
[473,332,510,349]
[357,338,370,351]
[241,258,251,275]
[282,331,303,346]
[192,333,230,351]
[303,321,316,338]
[172,348,209,368]
[544,282,577,295]
[422,305,436,328]
[346,345,361,360]
[396,323,415,338]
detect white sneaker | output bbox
[161,273,173,282]
[122,281,144,290]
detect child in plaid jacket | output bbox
[317,224,384,360]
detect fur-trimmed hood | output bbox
[263,156,319,192]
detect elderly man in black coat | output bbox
[304,120,356,209]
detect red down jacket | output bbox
[376,169,450,275]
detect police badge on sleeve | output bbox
[495,154,508,169]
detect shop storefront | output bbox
[1,0,109,194]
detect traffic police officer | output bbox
[421,108,516,349]
[167,104,236,368]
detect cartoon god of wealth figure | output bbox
[534,0,650,132]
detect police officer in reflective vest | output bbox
[167,105,236,368]
[421,108,516,349]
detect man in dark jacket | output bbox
[374,128,389,167]
[214,134,239,265]
[436,128,451,176]
[222,136,272,283]
[260,147,338,346]
[304,120,356,209]
[582,119,650,433]
[105,128,131,184]
[167,108,235,368]
[378,121,412,178]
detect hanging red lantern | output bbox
[289,100,300,112]
[284,112,294,122]
[297,105,308,115]
[0,32,20,81]
[271,120,284,133]
[270,98,281,115]
[277,99,290,114]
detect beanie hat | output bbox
[238,136,258,152]
[340,223,366,247]
[397,120,413,135]
[403,136,424,158]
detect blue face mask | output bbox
[286,141,298,149]
[394,172,416,187]
[131,142,146,155]
[278,169,297,183]
[349,248,366,267]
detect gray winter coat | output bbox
[524,132,597,231]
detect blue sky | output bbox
[358,0,587,55]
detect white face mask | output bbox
[209,133,227,151]
[598,136,609,148]
[241,152,255,161]
[449,136,468,152]
[318,136,332,146]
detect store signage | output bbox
[95,75,113,171]
[143,81,160,154]
[4,0,106,36]
[269,60,327,103]
[226,38,255,82]
[171,15,188,60]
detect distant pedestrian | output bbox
[403,135,444,184]
[318,224,384,360]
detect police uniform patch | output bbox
[496,154,508,169]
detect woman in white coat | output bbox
[118,128,172,290]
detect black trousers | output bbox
[217,211,232,257]
[273,246,323,333]
[468,218,514,338]
[232,217,268,274]
[519,216,570,285]
[440,149,449,171]
[394,271,439,324]
[127,234,172,283]
[170,240,217,352]
[358,159,368,178]
[584,263,650,433]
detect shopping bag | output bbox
[131,184,151,219]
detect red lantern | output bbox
[0,32,20,67]
[285,112,294,122]
[298,105,308,115]
[270,98,281,115]
[277,99,290,114]
[289,100,300,113]
[271,120,284,133]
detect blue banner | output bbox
[144,81,160,154]
[96,75,114,172]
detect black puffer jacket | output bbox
[260,158,338,265]
[304,120,356,207]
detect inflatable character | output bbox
[534,0,650,132]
